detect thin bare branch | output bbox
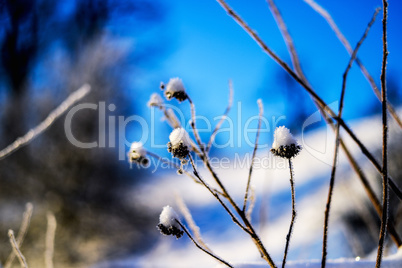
[215,0,402,200]
[303,0,402,128]
[0,84,91,160]
[376,1,390,266]
[206,80,234,152]
[322,9,380,267]
[8,230,28,268]
[45,212,57,268]
[175,220,233,267]
[5,203,33,268]
[267,0,308,84]
[282,159,296,268]
[243,99,263,212]
[188,155,250,235]
[246,186,256,221]
[175,193,212,251]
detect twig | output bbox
[206,80,234,152]
[188,155,250,235]
[376,0,389,266]
[0,84,91,160]
[4,203,33,268]
[303,0,402,128]
[215,0,402,200]
[246,186,256,221]
[243,99,263,212]
[321,9,380,267]
[282,159,296,268]
[8,230,28,268]
[45,212,57,268]
[267,0,308,84]
[187,97,205,155]
[175,220,233,267]
[175,193,212,251]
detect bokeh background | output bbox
[0,0,401,267]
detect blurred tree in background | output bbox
[0,0,165,266]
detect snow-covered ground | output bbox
[94,112,402,267]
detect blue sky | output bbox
[133,0,402,153]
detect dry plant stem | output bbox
[322,9,379,267]
[267,0,308,84]
[243,99,263,212]
[282,159,296,268]
[266,0,401,247]
[175,194,212,251]
[206,80,234,152]
[376,0,389,266]
[0,84,91,160]
[8,230,28,268]
[5,203,33,268]
[175,220,233,268]
[187,97,205,154]
[215,0,402,200]
[146,151,201,185]
[45,212,57,268]
[303,0,402,128]
[340,138,401,246]
[189,155,277,267]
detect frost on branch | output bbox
[128,142,148,165]
[167,128,191,159]
[147,93,164,108]
[157,205,183,239]
[271,126,301,159]
[161,77,188,102]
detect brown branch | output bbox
[282,159,296,268]
[175,220,233,267]
[215,0,402,200]
[303,0,402,128]
[376,0,389,266]
[8,230,28,268]
[4,203,33,268]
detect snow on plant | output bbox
[157,206,183,239]
[161,77,188,102]
[271,126,301,159]
[127,142,148,165]
[271,126,301,267]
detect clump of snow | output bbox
[167,128,191,159]
[128,142,148,164]
[271,126,301,159]
[147,93,164,108]
[162,77,187,102]
[157,205,183,239]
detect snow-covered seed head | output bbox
[271,126,301,159]
[162,78,187,102]
[147,93,164,108]
[157,205,183,239]
[167,128,191,159]
[128,142,148,165]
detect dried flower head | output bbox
[147,93,164,108]
[168,128,191,159]
[162,77,187,102]
[128,142,148,165]
[157,205,183,239]
[271,126,301,159]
